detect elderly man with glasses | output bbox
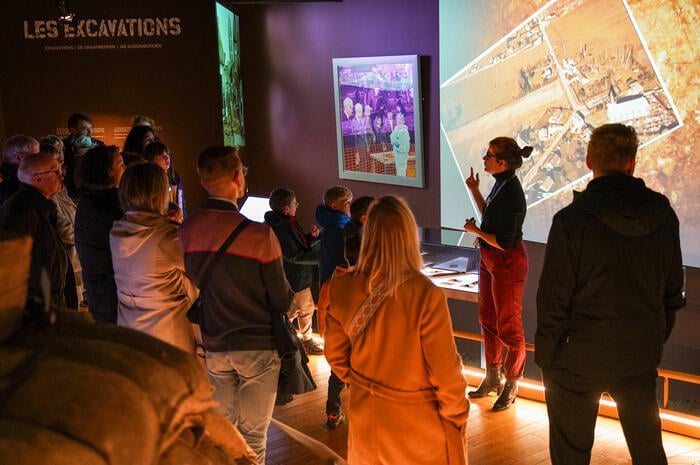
[0,150,77,319]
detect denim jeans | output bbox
[205,349,280,464]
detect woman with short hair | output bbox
[109,162,198,353]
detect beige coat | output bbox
[110,211,198,354]
[326,271,469,465]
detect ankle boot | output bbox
[468,368,504,398]
[492,380,518,411]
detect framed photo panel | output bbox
[332,55,424,187]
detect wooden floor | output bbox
[266,355,700,465]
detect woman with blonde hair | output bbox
[325,195,469,465]
[109,162,198,353]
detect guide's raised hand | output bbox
[464,217,478,234]
[465,167,480,190]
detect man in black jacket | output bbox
[536,124,685,465]
[0,151,75,319]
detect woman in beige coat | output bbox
[110,163,198,354]
[325,196,469,465]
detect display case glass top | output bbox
[419,227,480,301]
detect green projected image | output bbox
[216,2,244,147]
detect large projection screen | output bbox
[439,0,699,266]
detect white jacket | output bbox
[110,211,198,353]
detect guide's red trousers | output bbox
[478,241,528,380]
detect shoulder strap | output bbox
[198,218,252,293]
[348,279,391,345]
[348,275,414,344]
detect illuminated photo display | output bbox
[440,0,700,265]
[333,55,424,188]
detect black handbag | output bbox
[272,313,316,396]
[187,219,252,324]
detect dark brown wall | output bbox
[0,1,222,212]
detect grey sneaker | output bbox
[302,338,324,355]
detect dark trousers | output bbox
[542,368,667,465]
[326,370,345,415]
[478,241,528,380]
[85,278,118,324]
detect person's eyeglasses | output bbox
[34,169,63,177]
[242,166,249,177]
[290,201,300,207]
[484,152,498,160]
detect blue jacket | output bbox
[314,204,350,282]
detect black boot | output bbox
[468,368,504,398]
[492,380,517,411]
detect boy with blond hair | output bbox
[314,185,352,428]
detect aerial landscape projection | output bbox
[440,0,699,264]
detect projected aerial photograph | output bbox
[442,0,680,210]
[440,0,699,264]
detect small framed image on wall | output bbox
[332,55,424,188]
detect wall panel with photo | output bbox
[332,55,424,188]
